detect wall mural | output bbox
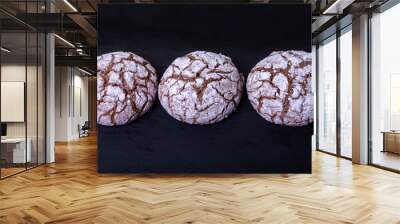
[97,4,313,173]
[247,50,313,127]
[97,52,158,126]
[158,51,244,125]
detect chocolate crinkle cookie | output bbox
[158,51,244,124]
[246,50,313,126]
[97,52,157,126]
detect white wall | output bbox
[1,63,46,164]
[54,67,89,141]
[72,73,89,138]
[55,66,69,141]
[1,65,26,139]
[1,65,41,137]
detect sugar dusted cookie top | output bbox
[97,52,157,126]
[159,51,244,125]
[246,50,313,126]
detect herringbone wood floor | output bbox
[1,135,400,224]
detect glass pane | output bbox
[339,29,352,158]
[27,31,38,169]
[317,37,337,154]
[371,4,400,171]
[38,33,45,165]
[25,0,39,170]
[1,31,27,177]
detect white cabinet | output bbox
[1,138,32,163]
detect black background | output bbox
[98,4,313,173]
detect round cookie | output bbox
[97,52,157,126]
[246,50,313,126]
[158,51,244,124]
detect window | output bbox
[370,3,400,171]
[317,36,337,154]
[339,28,352,158]
[317,25,353,159]
[0,2,46,179]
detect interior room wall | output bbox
[1,63,45,164]
[55,66,70,141]
[55,66,89,141]
[71,72,89,138]
[1,64,38,139]
[1,65,24,138]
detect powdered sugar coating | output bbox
[247,50,313,126]
[97,52,157,126]
[159,51,244,124]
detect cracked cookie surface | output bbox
[247,50,313,126]
[97,52,157,126]
[159,51,244,124]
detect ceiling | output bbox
[0,0,322,49]
[1,33,45,64]
[0,0,390,71]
